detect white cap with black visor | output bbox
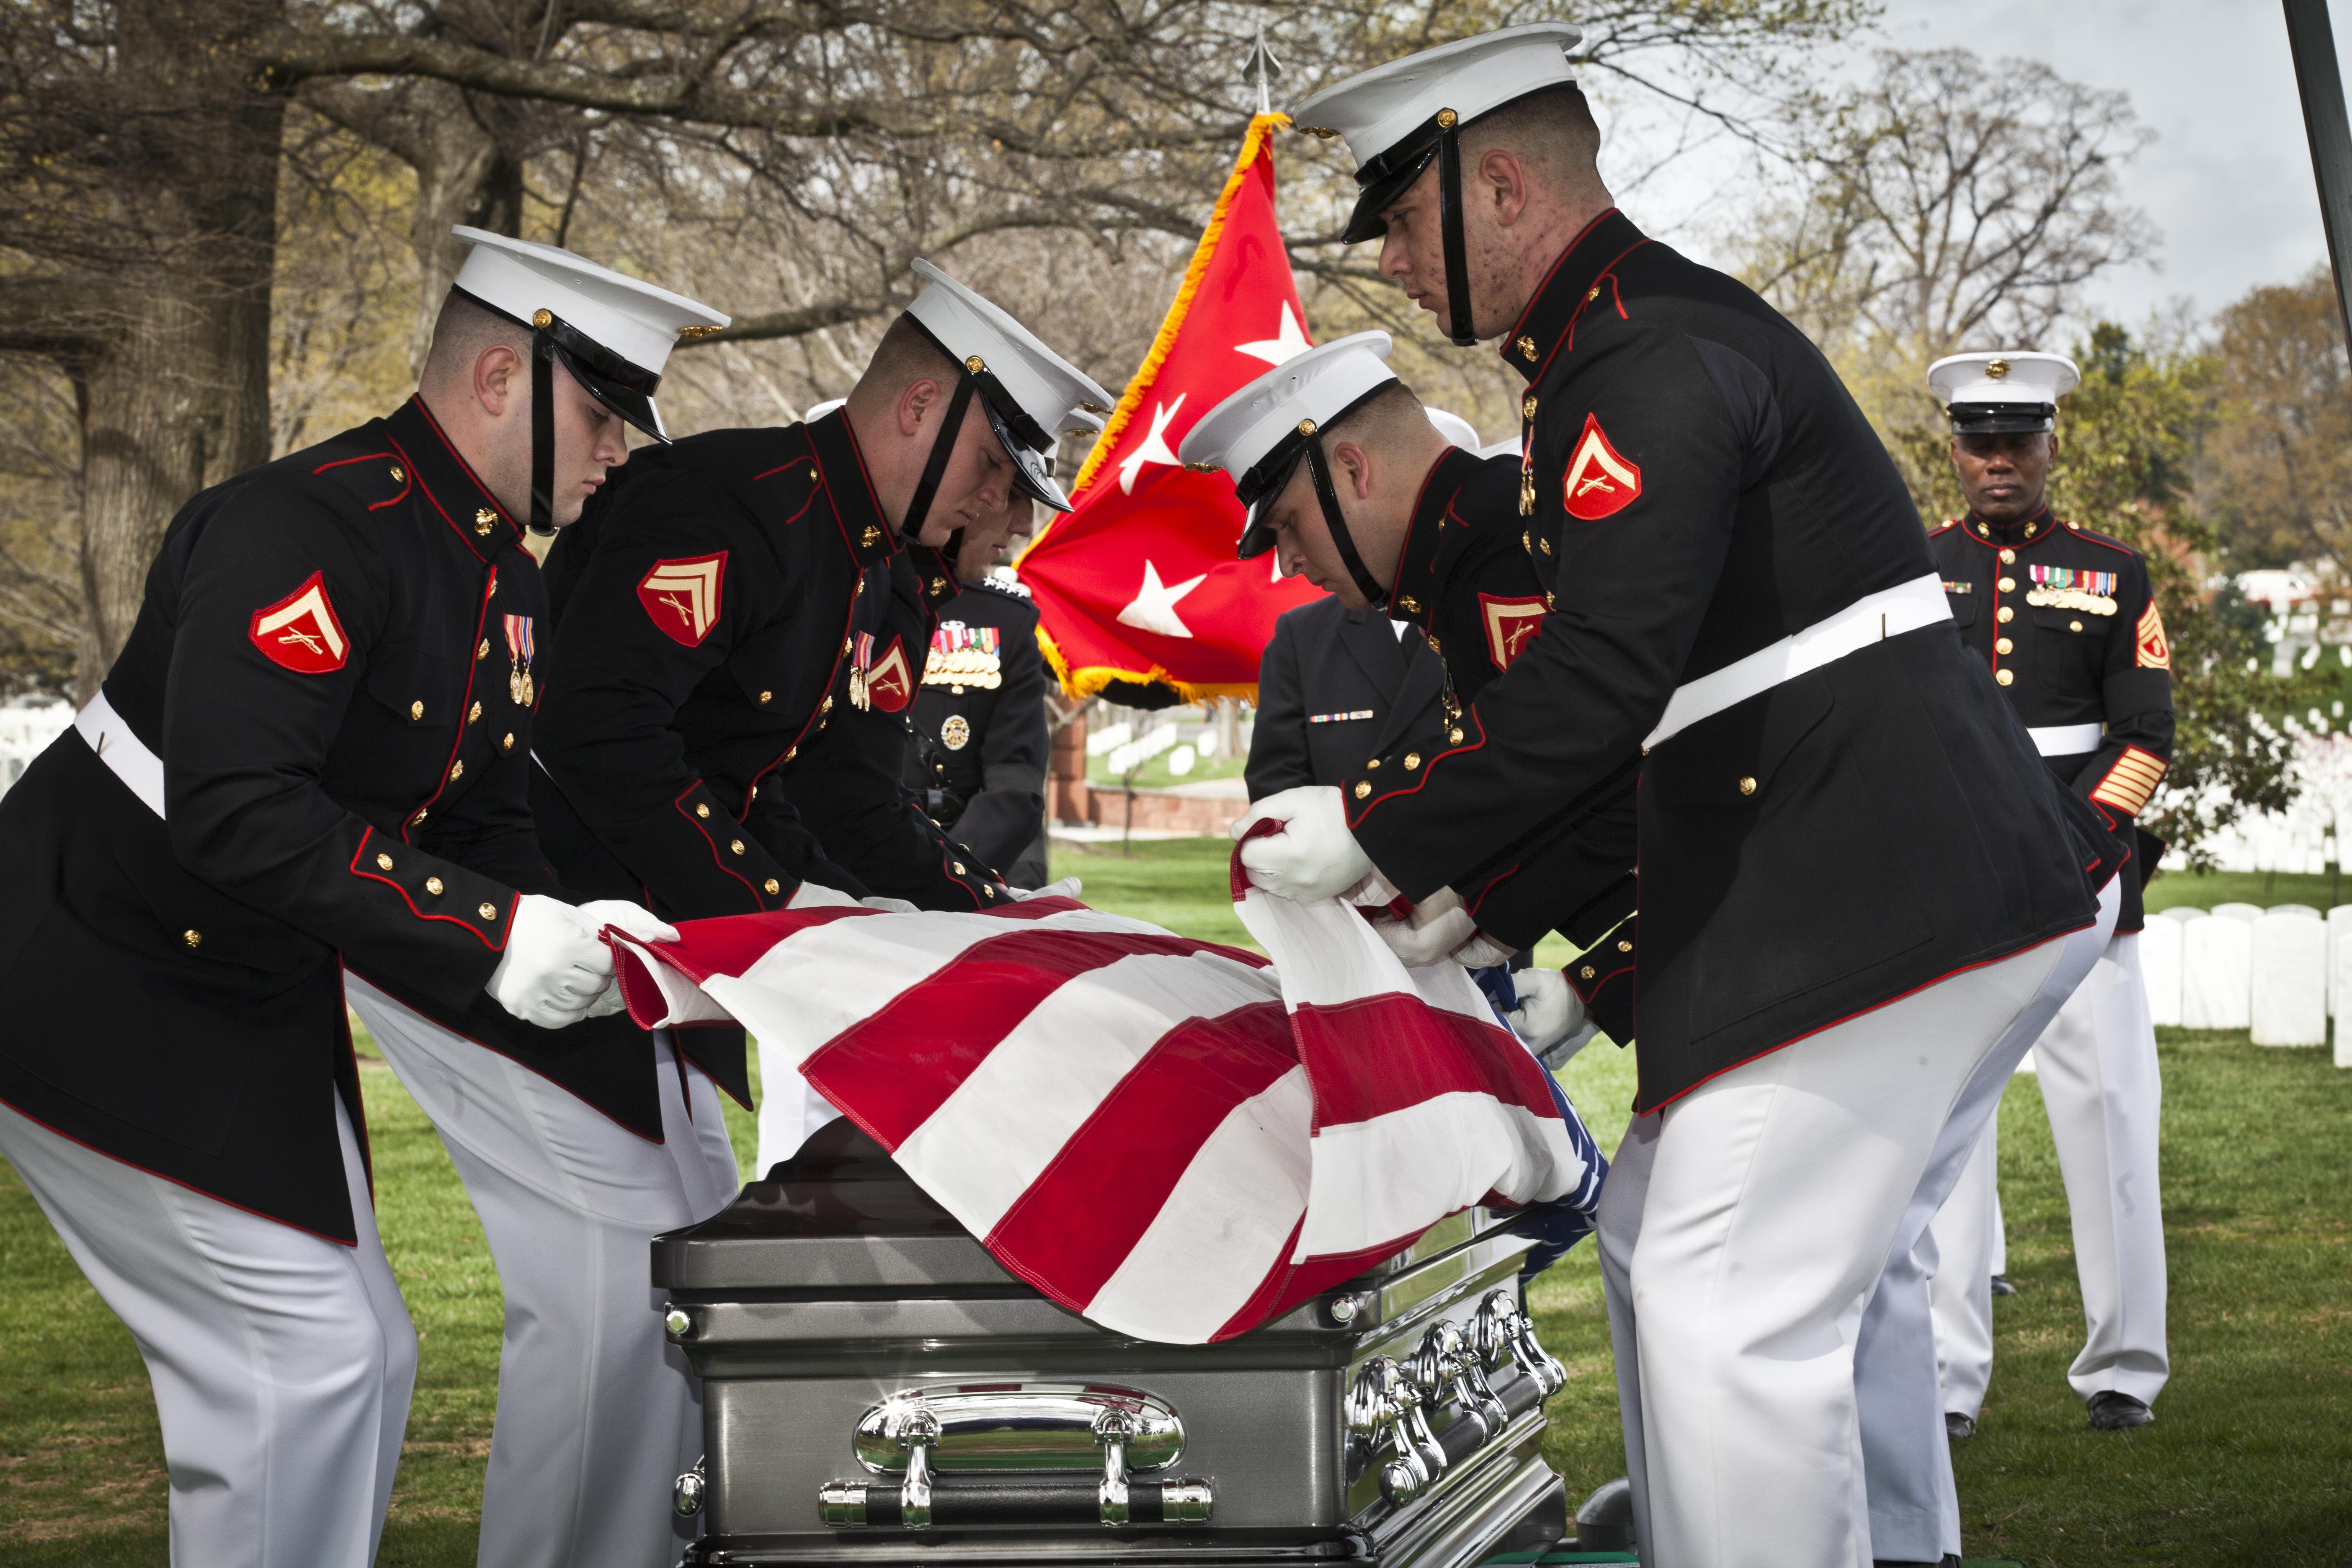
[894,258,1113,547]
[447,226,729,534]
[1293,23,1584,349]
[1177,331,1401,609]
[1927,351,2081,435]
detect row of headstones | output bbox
[2141,903,2352,1063]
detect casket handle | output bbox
[1473,1290,1567,1397]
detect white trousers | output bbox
[1598,884,2114,1568]
[0,1093,417,1568]
[1926,931,2168,1414]
[346,978,741,1568]
[1926,1114,1998,1418]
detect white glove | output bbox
[573,899,680,946]
[859,895,920,914]
[1014,877,1083,901]
[1232,785,1375,902]
[1369,887,1479,967]
[1506,967,1596,1065]
[1449,931,1520,970]
[486,895,614,1029]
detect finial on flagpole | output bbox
[1240,23,1283,118]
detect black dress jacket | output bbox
[1929,506,2174,933]
[1246,596,1445,798]
[1345,211,2118,1112]
[905,576,1051,888]
[1382,446,1639,1043]
[533,409,1006,1108]
[0,397,567,1240]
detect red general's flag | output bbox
[1016,113,1325,702]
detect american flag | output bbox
[607,850,1597,1344]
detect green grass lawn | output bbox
[3,847,2347,1563]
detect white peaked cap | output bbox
[1178,332,1399,482]
[1927,351,2081,411]
[905,260,1110,433]
[1424,407,1482,452]
[449,227,727,377]
[1292,23,1583,183]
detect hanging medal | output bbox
[503,613,535,705]
[849,630,873,711]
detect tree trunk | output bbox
[403,92,527,377]
[69,0,287,701]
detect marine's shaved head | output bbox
[419,290,532,399]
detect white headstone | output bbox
[2156,906,2203,923]
[2251,913,2328,1045]
[2212,902,2265,923]
[2329,907,2352,1016]
[2267,903,2322,918]
[2138,914,2184,1028]
[2332,930,2352,1047]
[2181,915,2253,1030]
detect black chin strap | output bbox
[1436,110,1477,348]
[1304,438,1390,610]
[528,325,557,536]
[900,375,977,545]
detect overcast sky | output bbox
[1615,0,2352,334]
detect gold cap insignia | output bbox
[1986,358,2010,380]
[675,324,725,340]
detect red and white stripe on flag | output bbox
[606,856,1585,1344]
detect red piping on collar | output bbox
[1537,244,1648,383]
[406,395,522,548]
[1499,207,1622,359]
[1389,449,1465,608]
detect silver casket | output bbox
[656,1120,1577,1568]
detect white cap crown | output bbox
[449,227,727,379]
[1179,331,1399,483]
[1294,24,1583,183]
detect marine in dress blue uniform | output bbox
[0,228,706,1566]
[530,259,1111,1171]
[1921,351,2171,1438]
[1239,30,2127,1565]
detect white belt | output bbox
[2029,722,2103,756]
[74,689,165,818]
[1644,573,1951,749]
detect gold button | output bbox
[983,885,996,898]
[764,878,781,895]
[412,808,428,824]
[479,901,498,920]
[730,839,745,854]
[389,464,405,484]
[532,309,553,328]
[1617,939,1633,952]
[1998,606,2014,623]
[425,877,444,895]
[1366,758,1380,770]
[1978,525,1990,536]
[475,507,498,536]
[377,852,394,870]
[1521,393,1538,419]
[2070,619,2084,632]
[1404,752,1422,769]
[501,732,513,751]
[1522,531,1532,552]
[2068,520,2081,530]
[1449,727,1464,744]
[1353,781,1372,799]
[1427,634,1442,653]
[1738,776,1758,796]
[1996,637,2013,654]
[1579,964,1595,980]
[696,804,710,818]
[784,746,798,762]
[183,928,202,948]
[1999,548,2015,563]
[953,861,967,875]
[448,760,463,780]
[843,638,853,655]
[820,696,833,714]
[1540,537,1553,554]
[1586,286,1599,301]
[1996,668,2015,686]
[1998,577,2015,592]
[468,701,482,722]
[478,638,491,659]
[757,691,772,704]
[410,700,424,721]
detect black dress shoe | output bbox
[1871,1557,1960,1566]
[1988,1274,2017,1296]
[1945,1411,1976,1440]
[2086,1390,2154,1430]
